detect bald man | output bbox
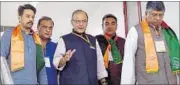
[53,10,108,85]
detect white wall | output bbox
[126,2,140,30]
[1,2,28,26]
[141,1,179,40]
[1,2,179,41]
[1,2,126,42]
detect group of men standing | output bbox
[0,1,179,85]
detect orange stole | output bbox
[11,25,25,72]
[141,19,159,73]
[11,25,42,72]
[104,44,111,68]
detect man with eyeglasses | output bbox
[53,10,108,85]
[121,1,180,84]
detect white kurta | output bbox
[53,37,108,80]
[0,57,14,84]
[121,27,138,84]
[121,26,180,84]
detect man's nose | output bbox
[156,16,161,21]
[29,16,34,22]
[79,21,84,25]
[155,14,163,21]
[107,24,113,28]
[46,28,51,32]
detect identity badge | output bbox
[155,41,166,52]
[44,57,51,67]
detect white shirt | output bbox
[120,26,180,84]
[121,27,138,84]
[0,57,14,84]
[53,37,108,80]
[109,51,113,61]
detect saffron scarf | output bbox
[11,25,45,74]
[141,19,180,74]
[103,33,122,68]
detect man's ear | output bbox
[102,24,105,32]
[71,20,73,25]
[37,26,40,31]
[18,16,21,23]
[102,24,104,29]
[116,24,118,30]
[145,11,148,16]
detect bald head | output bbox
[71,10,88,21]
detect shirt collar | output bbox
[148,24,162,32]
[21,28,33,35]
[72,29,87,39]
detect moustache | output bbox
[107,27,113,30]
[27,22,33,25]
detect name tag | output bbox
[155,41,166,52]
[44,57,51,67]
[90,45,95,49]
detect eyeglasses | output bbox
[72,20,88,24]
[149,12,164,18]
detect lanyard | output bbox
[72,32,93,46]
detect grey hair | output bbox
[71,9,88,21]
[146,1,165,13]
